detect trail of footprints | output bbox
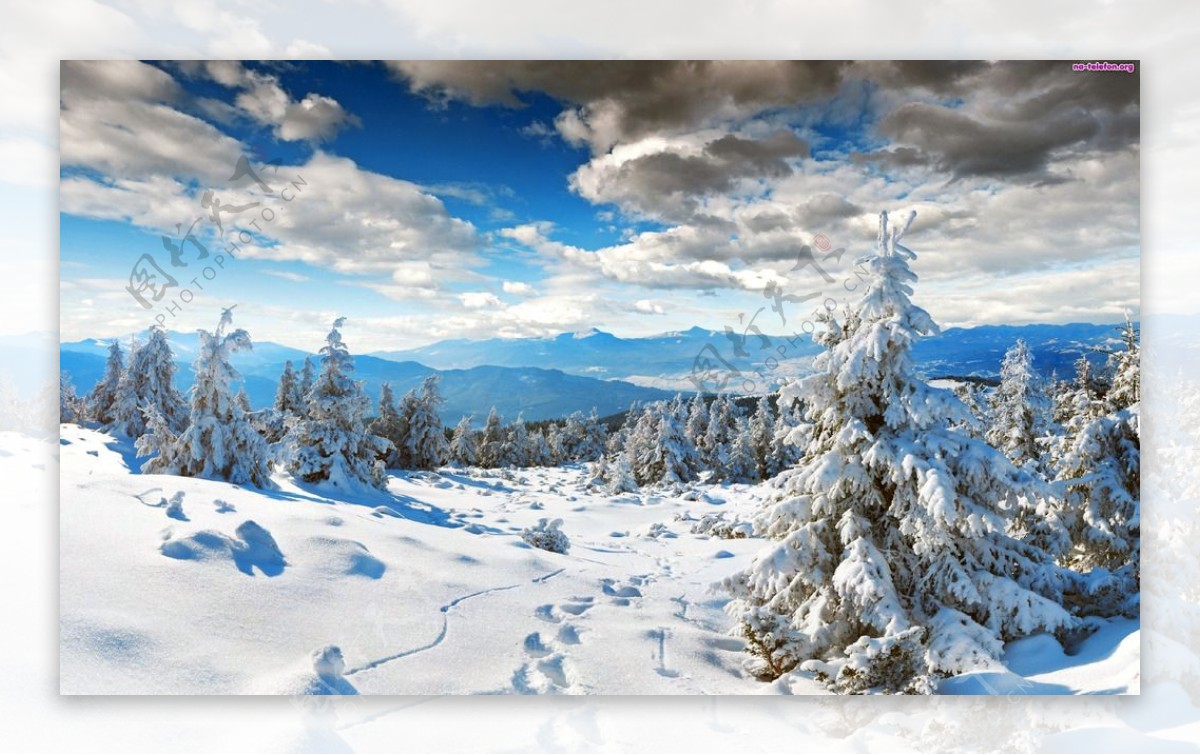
[512,575,649,694]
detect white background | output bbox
[3,1,1198,751]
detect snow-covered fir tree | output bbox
[726,414,758,482]
[138,308,272,487]
[986,339,1046,471]
[1055,319,1140,613]
[402,375,449,470]
[599,450,639,493]
[274,361,303,417]
[529,428,555,467]
[86,340,125,425]
[283,317,389,490]
[702,393,740,477]
[625,397,699,486]
[296,357,315,418]
[110,325,188,439]
[749,396,781,480]
[60,372,82,423]
[370,382,407,468]
[448,415,478,467]
[685,393,709,454]
[724,212,1073,693]
[477,407,505,468]
[502,414,531,468]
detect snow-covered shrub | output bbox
[521,518,570,554]
[804,627,933,695]
[687,512,753,540]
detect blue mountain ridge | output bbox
[59,321,1130,423]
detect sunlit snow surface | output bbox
[59,425,1137,696]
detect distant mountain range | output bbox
[59,321,1130,423]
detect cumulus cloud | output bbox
[182,60,360,142]
[503,280,536,296]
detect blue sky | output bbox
[59,61,1140,351]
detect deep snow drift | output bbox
[59,425,1138,695]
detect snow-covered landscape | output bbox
[59,212,1141,696]
[59,423,1138,696]
[54,60,1144,699]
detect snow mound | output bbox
[160,520,286,577]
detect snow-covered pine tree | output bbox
[579,409,608,461]
[138,308,272,487]
[724,211,1073,693]
[749,395,779,480]
[624,403,658,484]
[600,449,639,493]
[502,414,531,468]
[369,382,405,467]
[403,375,448,470]
[296,357,315,418]
[529,429,554,467]
[275,361,302,416]
[282,317,389,490]
[60,372,82,424]
[727,414,758,482]
[1055,318,1140,614]
[448,415,478,467]
[986,339,1046,471]
[950,381,987,440]
[1108,314,1140,410]
[985,340,1069,559]
[86,340,125,425]
[686,393,710,463]
[702,393,740,477]
[478,407,505,468]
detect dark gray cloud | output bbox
[388,61,847,150]
[859,61,1139,181]
[572,130,808,223]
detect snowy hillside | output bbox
[60,425,1138,695]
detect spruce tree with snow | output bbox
[629,397,699,486]
[1055,321,1140,613]
[702,393,740,476]
[600,450,639,494]
[448,415,478,467]
[502,414,531,468]
[274,361,302,416]
[86,340,125,425]
[138,308,272,487]
[478,407,505,468]
[749,396,779,480]
[727,414,759,483]
[685,393,709,458]
[986,339,1046,471]
[296,357,315,418]
[369,382,406,467]
[282,317,389,490]
[724,212,1073,693]
[579,409,608,461]
[402,375,449,470]
[60,372,82,424]
[529,429,555,467]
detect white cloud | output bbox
[458,292,503,309]
[502,280,535,296]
